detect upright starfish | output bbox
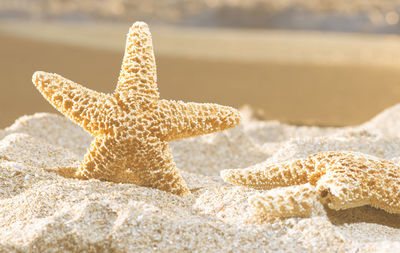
[32,22,241,196]
[221,151,400,218]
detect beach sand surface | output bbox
[0,104,399,252]
[1,22,400,251]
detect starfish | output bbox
[32,22,241,196]
[221,151,400,218]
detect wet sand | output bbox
[2,22,400,128]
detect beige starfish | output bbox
[32,22,241,196]
[221,151,400,218]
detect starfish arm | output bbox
[157,100,241,142]
[76,135,190,196]
[32,71,113,135]
[75,136,124,180]
[221,158,312,189]
[316,162,400,214]
[115,22,159,108]
[368,162,400,214]
[128,137,190,196]
[371,183,400,214]
[315,171,367,212]
[249,184,316,219]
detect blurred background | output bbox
[2,0,400,128]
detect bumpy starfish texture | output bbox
[32,22,241,196]
[249,184,317,219]
[221,151,400,218]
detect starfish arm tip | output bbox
[209,104,242,128]
[116,21,159,106]
[32,71,50,86]
[160,101,242,141]
[127,21,151,39]
[229,107,242,126]
[32,70,41,81]
[131,21,149,29]
[220,168,249,186]
[219,169,232,182]
[216,105,242,128]
[248,185,316,219]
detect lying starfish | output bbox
[221,151,400,218]
[32,22,241,196]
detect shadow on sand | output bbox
[326,205,400,229]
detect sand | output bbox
[0,104,399,252]
[3,21,400,129]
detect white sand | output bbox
[0,106,399,252]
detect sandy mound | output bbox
[0,106,399,252]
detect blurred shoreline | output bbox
[1,21,400,128]
[4,21,400,67]
[2,0,400,34]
